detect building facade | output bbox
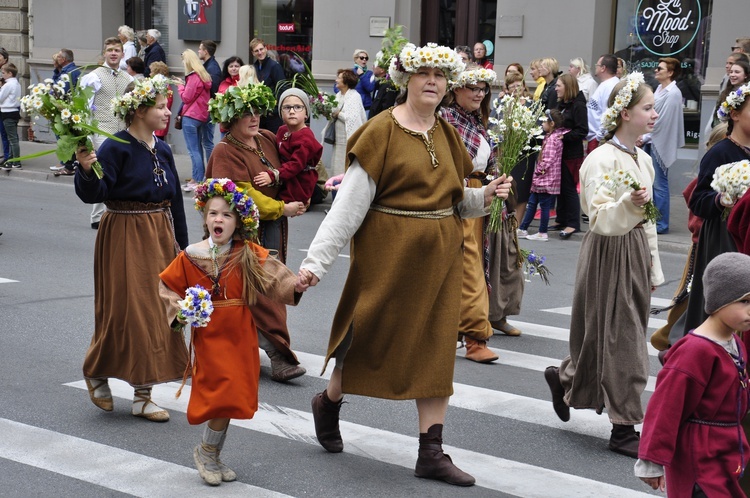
[4,0,742,161]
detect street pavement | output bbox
[0,139,696,497]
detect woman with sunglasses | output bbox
[349,49,376,113]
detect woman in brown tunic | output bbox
[205,83,308,382]
[298,43,512,486]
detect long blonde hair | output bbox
[182,49,211,82]
[237,65,259,86]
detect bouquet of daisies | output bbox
[486,95,545,231]
[711,159,750,219]
[176,285,214,328]
[588,168,661,224]
[19,75,126,179]
[520,249,552,285]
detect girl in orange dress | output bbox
[159,178,303,486]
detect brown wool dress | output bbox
[324,112,474,400]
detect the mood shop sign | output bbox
[636,0,702,56]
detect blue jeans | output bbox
[202,121,215,165]
[647,143,670,233]
[520,192,556,233]
[182,116,207,182]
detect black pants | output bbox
[556,160,580,230]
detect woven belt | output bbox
[688,417,738,427]
[212,299,245,308]
[106,207,167,214]
[370,204,455,219]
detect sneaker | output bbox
[9,163,21,170]
[516,229,528,238]
[0,163,10,171]
[50,164,65,171]
[526,232,548,241]
[182,181,197,192]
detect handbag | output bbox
[323,118,336,145]
[174,114,183,130]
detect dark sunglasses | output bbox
[358,56,369,61]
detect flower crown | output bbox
[194,178,260,241]
[450,67,497,90]
[112,74,173,121]
[717,83,750,122]
[601,71,645,131]
[208,83,276,124]
[388,42,466,89]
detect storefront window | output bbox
[253,0,314,78]
[614,0,713,145]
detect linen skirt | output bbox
[83,200,189,387]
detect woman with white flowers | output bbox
[544,73,664,458]
[682,83,749,335]
[297,43,512,486]
[74,75,189,422]
[441,64,504,362]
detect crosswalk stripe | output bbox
[0,277,19,283]
[541,306,668,330]
[288,352,642,440]
[64,380,652,497]
[0,418,290,497]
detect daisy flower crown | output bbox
[194,178,260,241]
[601,71,645,131]
[388,42,466,89]
[717,83,750,122]
[112,74,173,121]
[450,67,497,90]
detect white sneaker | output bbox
[516,229,528,238]
[50,164,65,171]
[526,232,548,241]
[182,181,197,192]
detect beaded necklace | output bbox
[389,108,440,168]
[226,132,273,168]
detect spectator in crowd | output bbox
[733,37,750,54]
[143,29,166,77]
[505,62,523,76]
[346,49,376,113]
[237,64,258,86]
[78,36,133,228]
[176,49,212,192]
[0,63,22,170]
[148,61,173,141]
[49,49,81,174]
[473,41,493,69]
[530,59,546,102]
[539,57,561,110]
[638,57,684,234]
[0,47,7,163]
[616,58,628,78]
[719,52,749,93]
[568,57,598,101]
[711,59,750,128]
[117,25,137,70]
[328,68,366,177]
[250,38,286,133]
[198,40,222,163]
[585,54,620,154]
[454,45,471,64]
[125,56,145,80]
[369,53,398,119]
[555,74,588,239]
[136,30,148,60]
[218,56,244,94]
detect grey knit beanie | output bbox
[703,252,750,314]
[278,88,311,119]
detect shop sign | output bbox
[278,23,295,33]
[636,0,701,56]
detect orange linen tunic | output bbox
[160,242,298,424]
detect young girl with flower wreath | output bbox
[159,178,304,486]
[682,83,750,338]
[544,72,664,458]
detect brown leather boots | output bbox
[414,424,475,486]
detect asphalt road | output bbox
[0,151,691,497]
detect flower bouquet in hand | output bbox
[18,75,126,179]
[486,95,545,231]
[276,52,337,119]
[176,285,214,329]
[589,168,661,224]
[711,159,750,219]
[310,92,338,120]
[520,249,552,285]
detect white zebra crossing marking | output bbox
[0,277,19,283]
[64,380,652,497]
[0,418,291,497]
